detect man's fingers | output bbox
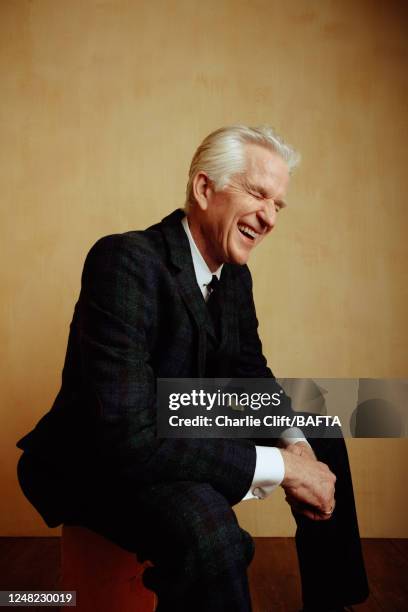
[318,498,336,518]
[284,479,335,514]
[285,496,335,521]
[281,449,337,516]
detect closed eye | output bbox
[244,187,263,199]
[243,182,287,210]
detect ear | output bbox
[192,172,213,211]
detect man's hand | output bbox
[287,440,317,462]
[280,443,336,521]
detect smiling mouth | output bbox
[238,224,258,241]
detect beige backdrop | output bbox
[1,0,407,537]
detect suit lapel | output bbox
[158,210,237,375]
[159,209,218,337]
[217,265,235,350]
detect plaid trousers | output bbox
[63,435,368,611]
[18,434,369,611]
[67,478,255,612]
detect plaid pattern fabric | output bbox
[17,209,369,611]
[74,477,254,611]
[17,209,292,517]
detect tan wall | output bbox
[1,0,407,537]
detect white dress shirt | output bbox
[181,216,308,501]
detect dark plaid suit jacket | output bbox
[17,209,290,526]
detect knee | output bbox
[168,486,254,577]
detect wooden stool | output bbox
[61,526,156,612]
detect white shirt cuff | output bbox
[242,446,285,501]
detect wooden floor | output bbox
[0,537,407,611]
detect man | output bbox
[17,126,368,611]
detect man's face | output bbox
[195,144,290,269]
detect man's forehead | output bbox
[242,143,290,195]
[244,143,288,175]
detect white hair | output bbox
[185,125,300,211]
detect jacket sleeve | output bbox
[77,234,256,505]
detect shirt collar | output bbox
[181,216,223,298]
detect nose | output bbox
[257,201,276,232]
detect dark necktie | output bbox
[206,275,221,339]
